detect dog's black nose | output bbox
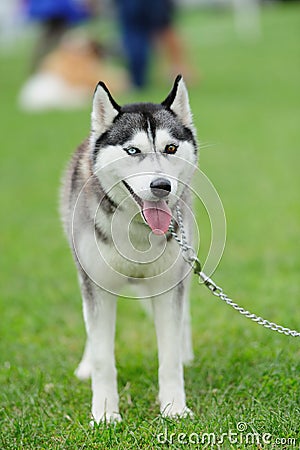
[150,178,171,198]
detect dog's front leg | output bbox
[82,284,121,424]
[152,288,192,418]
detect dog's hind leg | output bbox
[75,339,92,380]
[181,279,194,366]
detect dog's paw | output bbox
[181,339,194,366]
[90,411,122,426]
[182,353,194,367]
[74,361,91,380]
[161,404,194,419]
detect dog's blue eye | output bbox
[125,147,141,156]
[164,144,178,155]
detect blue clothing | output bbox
[26,0,90,24]
[116,0,174,88]
[116,0,173,32]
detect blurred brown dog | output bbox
[19,34,128,111]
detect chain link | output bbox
[169,204,300,338]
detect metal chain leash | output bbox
[169,204,300,338]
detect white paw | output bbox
[181,340,194,366]
[74,361,91,380]
[90,411,122,426]
[161,404,194,419]
[182,352,194,366]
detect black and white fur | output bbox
[60,76,198,423]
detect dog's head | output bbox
[90,76,198,234]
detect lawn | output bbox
[1,3,300,449]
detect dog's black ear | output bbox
[162,75,193,128]
[91,81,120,135]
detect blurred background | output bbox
[0,0,299,446]
[1,0,298,105]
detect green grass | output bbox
[1,4,300,449]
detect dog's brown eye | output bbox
[164,144,178,155]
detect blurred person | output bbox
[232,0,261,40]
[0,0,24,48]
[23,0,95,72]
[115,0,191,89]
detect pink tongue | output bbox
[143,200,172,235]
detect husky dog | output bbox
[60,75,198,423]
